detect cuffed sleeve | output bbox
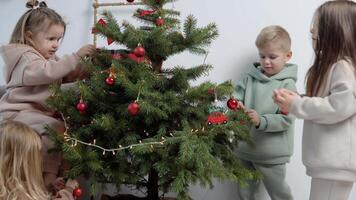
[257,113,294,132]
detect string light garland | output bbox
[60,113,167,155]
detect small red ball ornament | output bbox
[227,98,239,110]
[76,101,88,112]
[128,101,140,116]
[105,76,115,85]
[134,45,145,57]
[127,0,134,2]
[72,187,83,199]
[155,17,164,26]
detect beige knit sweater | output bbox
[290,59,356,181]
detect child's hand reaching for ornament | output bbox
[246,109,260,127]
[52,177,66,192]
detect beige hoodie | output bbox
[290,59,356,181]
[0,44,81,134]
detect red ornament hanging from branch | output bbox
[128,86,142,116]
[227,97,239,110]
[134,44,146,57]
[102,67,117,86]
[76,98,88,115]
[127,0,135,2]
[128,101,140,116]
[72,187,83,199]
[92,18,114,45]
[155,17,164,26]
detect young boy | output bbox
[235,25,297,200]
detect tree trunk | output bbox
[152,60,163,73]
[147,168,159,200]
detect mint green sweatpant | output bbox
[237,160,293,200]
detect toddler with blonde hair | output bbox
[0,0,96,194]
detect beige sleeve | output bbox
[22,53,80,86]
[290,61,356,124]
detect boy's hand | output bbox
[237,101,245,110]
[76,44,97,58]
[246,109,260,127]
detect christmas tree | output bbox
[47,0,258,199]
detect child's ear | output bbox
[285,51,292,61]
[24,31,34,45]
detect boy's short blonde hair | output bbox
[255,25,291,52]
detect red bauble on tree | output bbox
[128,101,140,116]
[134,44,145,57]
[72,187,83,199]
[227,97,239,110]
[76,100,88,112]
[127,0,134,2]
[105,76,115,85]
[155,17,164,26]
[107,38,114,45]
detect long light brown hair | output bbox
[10,5,66,45]
[0,121,49,200]
[306,0,356,96]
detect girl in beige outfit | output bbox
[274,1,356,200]
[0,1,96,194]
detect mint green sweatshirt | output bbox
[235,63,297,164]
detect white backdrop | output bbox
[1,0,355,200]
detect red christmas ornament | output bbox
[107,38,114,45]
[127,53,145,63]
[76,100,87,112]
[98,18,107,27]
[105,76,115,85]
[155,17,164,26]
[128,101,140,116]
[72,188,83,199]
[139,10,156,17]
[127,0,134,2]
[134,45,145,57]
[227,98,239,110]
[207,112,229,125]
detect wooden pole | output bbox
[92,1,144,45]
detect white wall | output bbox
[2,0,355,200]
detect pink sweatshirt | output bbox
[0,44,82,134]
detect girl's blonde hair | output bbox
[0,121,49,200]
[10,5,66,44]
[255,25,291,52]
[306,0,356,96]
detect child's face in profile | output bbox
[26,23,64,59]
[258,43,292,77]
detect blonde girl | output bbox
[0,0,96,193]
[274,0,356,199]
[0,121,78,200]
